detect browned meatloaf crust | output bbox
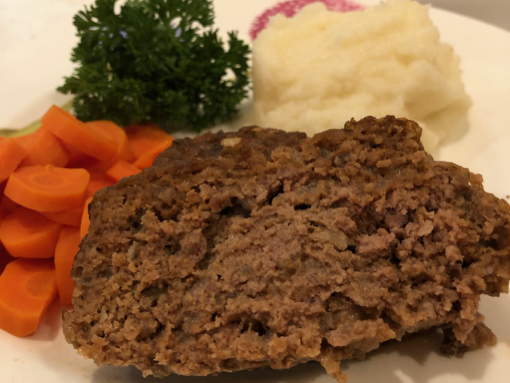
[63,116,510,382]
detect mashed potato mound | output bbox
[247,0,471,151]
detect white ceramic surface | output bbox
[1,1,510,382]
[416,0,510,32]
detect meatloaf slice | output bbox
[62,116,510,382]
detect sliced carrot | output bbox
[64,142,90,168]
[125,123,173,160]
[0,194,19,220]
[4,165,90,212]
[67,121,136,171]
[40,205,84,227]
[86,120,134,166]
[54,226,81,305]
[0,138,27,183]
[0,258,57,337]
[15,128,70,167]
[86,170,114,197]
[106,160,141,183]
[0,243,14,275]
[80,196,93,239]
[133,139,172,169]
[41,105,117,161]
[0,207,62,259]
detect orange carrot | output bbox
[41,105,117,161]
[133,139,172,169]
[64,142,90,168]
[15,128,70,167]
[86,170,114,197]
[106,160,141,183]
[86,120,134,165]
[0,207,62,259]
[40,205,84,227]
[4,165,90,212]
[0,138,27,183]
[125,123,173,160]
[0,194,19,220]
[0,258,57,337]
[0,243,14,275]
[80,196,93,239]
[54,226,81,305]
[67,121,135,171]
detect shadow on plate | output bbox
[90,325,497,383]
[429,112,470,160]
[480,294,510,348]
[92,360,329,383]
[342,328,494,383]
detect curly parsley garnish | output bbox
[58,0,250,131]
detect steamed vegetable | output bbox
[42,105,118,161]
[0,104,175,337]
[0,208,62,259]
[0,138,26,183]
[58,0,250,131]
[106,160,142,182]
[4,165,90,212]
[54,227,82,305]
[0,258,57,337]
[16,128,71,167]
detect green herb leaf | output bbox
[58,0,250,131]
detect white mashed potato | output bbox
[246,0,471,151]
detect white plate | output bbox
[1,1,510,382]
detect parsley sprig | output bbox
[58,0,250,131]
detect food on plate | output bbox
[125,124,174,169]
[42,105,119,162]
[105,160,142,183]
[15,127,71,167]
[0,105,174,337]
[0,137,27,183]
[0,207,62,259]
[57,0,250,131]
[4,165,90,212]
[54,227,82,305]
[0,258,57,337]
[40,205,85,227]
[248,0,471,151]
[63,116,510,382]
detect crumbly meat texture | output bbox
[63,117,510,382]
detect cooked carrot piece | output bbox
[106,160,141,183]
[0,258,57,337]
[4,165,90,212]
[0,194,19,220]
[0,243,14,275]
[125,123,173,160]
[64,142,90,168]
[68,121,136,171]
[133,139,172,169]
[87,120,134,165]
[80,196,93,239]
[0,138,27,183]
[86,170,114,197]
[0,207,62,259]
[15,128,70,167]
[40,205,83,227]
[41,105,117,161]
[54,226,81,305]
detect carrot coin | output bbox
[4,165,90,212]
